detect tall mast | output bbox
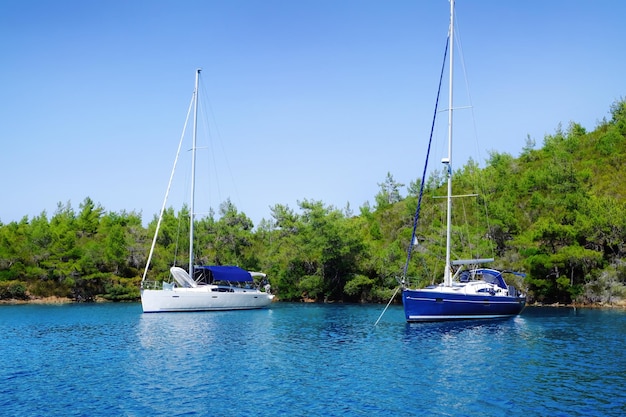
[444,0,454,287]
[189,68,201,276]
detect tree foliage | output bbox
[1,99,626,305]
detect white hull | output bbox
[141,287,274,313]
[140,70,276,314]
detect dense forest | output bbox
[2,100,626,306]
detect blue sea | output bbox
[1,303,625,417]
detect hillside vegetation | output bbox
[2,99,626,305]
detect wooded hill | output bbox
[1,99,625,305]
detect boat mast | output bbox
[443,0,454,287]
[189,68,201,277]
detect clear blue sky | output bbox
[2,0,624,227]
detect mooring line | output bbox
[374,286,400,327]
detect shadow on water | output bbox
[521,305,583,318]
[403,316,517,339]
[399,305,597,344]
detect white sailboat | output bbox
[401,0,525,322]
[140,69,274,313]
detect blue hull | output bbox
[402,289,526,322]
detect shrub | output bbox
[0,280,29,300]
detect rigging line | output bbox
[432,193,478,198]
[401,35,450,283]
[173,201,185,268]
[142,92,195,283]
[459,197,472,258]
[481,192,496,257]
[467,181,487,258]
[374,286,400,327]
[197,74,223,211]
[451,9,496,259]
[198,73,243,217]
[471,194,483,258]
[453,10,483,165]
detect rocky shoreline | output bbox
[0,296,108,305]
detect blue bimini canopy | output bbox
[476,268,508,289]
[195,265,253,282]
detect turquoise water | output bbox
[1,303,625,416]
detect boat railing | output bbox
[142,280,162,290]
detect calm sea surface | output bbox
[1,303,625,416]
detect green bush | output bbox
[0,280,28,300]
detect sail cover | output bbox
[195,265,253,282]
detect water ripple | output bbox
[1,304,625,416]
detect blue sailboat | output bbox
[401,0,526,322]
